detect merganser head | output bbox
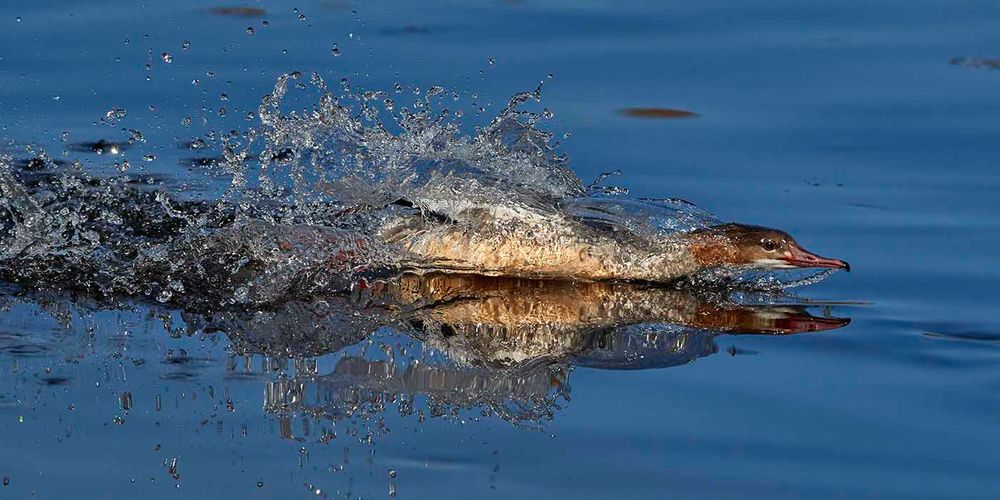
[687,223,850,272]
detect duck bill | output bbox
[781,245,851,272]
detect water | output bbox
[1,1,999,498]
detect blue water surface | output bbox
[1,1,999,498]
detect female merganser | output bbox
[384,213,849,283]
[139,203,850,306]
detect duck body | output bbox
[379,207,701,282]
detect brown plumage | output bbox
[382,215,848,283]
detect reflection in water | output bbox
[0,270,851,494]
[0,272,850,494]
[139,273,849,431]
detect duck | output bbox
[381,204,849,283]
[142,197,849,305]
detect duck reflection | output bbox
[189,273,849,429]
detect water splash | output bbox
[0,74,837,307]
[682,267,839,292]
[241,72,583,223]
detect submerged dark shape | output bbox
[950,57,1000,70]
[378,25,439,36]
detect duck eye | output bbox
[761,239,778,252]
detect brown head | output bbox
[685,223,850,272]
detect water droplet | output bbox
[120,392,133,411]
[161,52,173,63]
[191,79,200,86]
[220,93,229,101]
[331,45,341,56]
[165,457,180,480]
[262,20,269,27]
[181,116,192,127]
[128,129,144,143]
[246,26,255,35]
[2,476,8,486]
[143,154,156,162]
[103,107,127,125]
[488,57,496,65]
[181,40,190,50]
[298,14,306,21]
[257,481,264,488]
[15,16,21,22]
